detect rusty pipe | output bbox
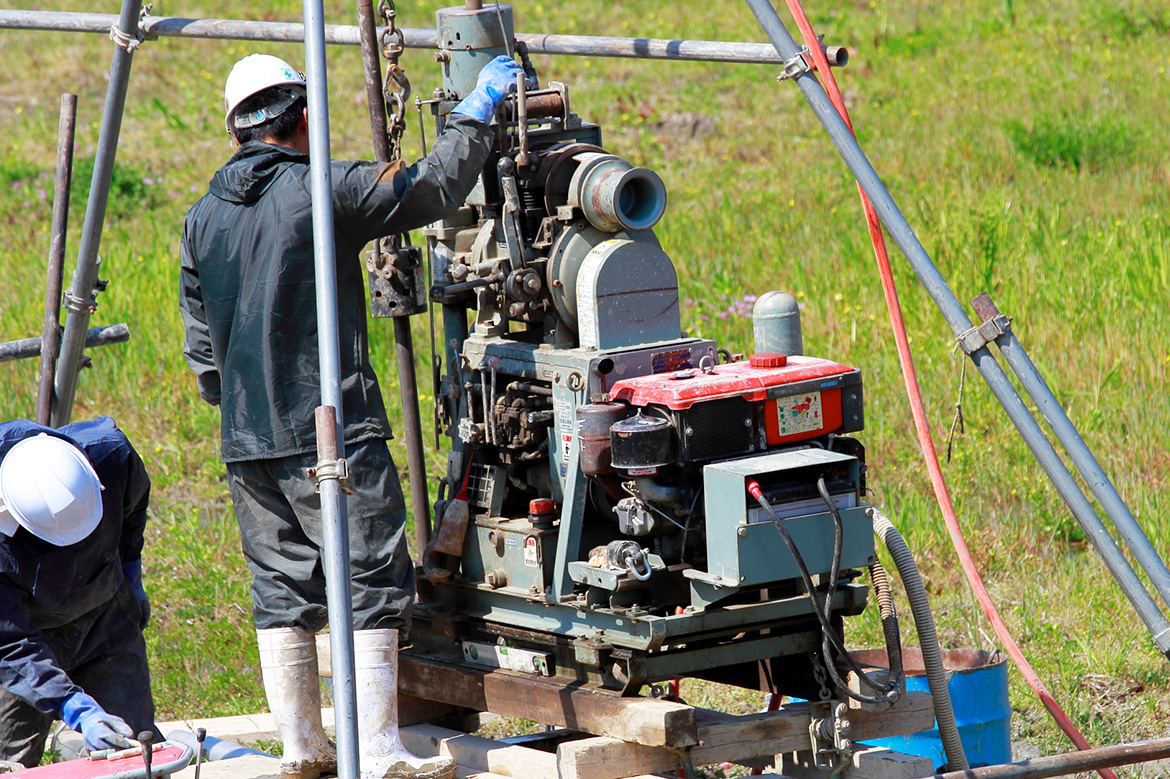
[37,93,77,426]
[933,736,1170,779]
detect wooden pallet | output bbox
[160,687,935,779]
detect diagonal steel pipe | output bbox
[970,293,1170,614]
[50,0,142,427]
[743,0,1170,657]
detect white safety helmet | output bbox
[223,53,307,133]
[0,434,103,546]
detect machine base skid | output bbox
[412,581,867,690]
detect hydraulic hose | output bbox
[869,558,904,692]
[871,507,966,770]
[764,1,1116,774]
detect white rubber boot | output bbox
[355,628,456,779]
[257,627,338,779]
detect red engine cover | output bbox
[609,354,859,446]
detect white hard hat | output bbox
[223,53,307,133]
[0,434,103,546]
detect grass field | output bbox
[2,0,1169,766]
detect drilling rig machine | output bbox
[381,2,887,705]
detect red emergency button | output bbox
[749,352,788,368]
[529,498,556,514]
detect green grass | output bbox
[2,0,1170,765]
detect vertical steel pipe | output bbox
[303,0,359,775]
[37,94,77,426]
[743,0,1170,655]
[971,294,1170,614]
[355,0,432,552]
[50,0,142,427]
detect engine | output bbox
[406,3,876,696]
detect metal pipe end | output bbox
[824,45,848,67]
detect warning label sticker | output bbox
[775,391,823,436]
[561,432,574,462]
[524,536,540,567]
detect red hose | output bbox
[779,3,1116,775]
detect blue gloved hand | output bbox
[61,692,134,752]
[475,55,525,106]
[451,55,525,124]
[122,558,150,629]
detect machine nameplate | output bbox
[651,348,693,374]
[462,641,553,676]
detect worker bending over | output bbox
[180,53,522,779]
[0,417,155,768]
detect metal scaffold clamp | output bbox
[309,457,353,495]
[955,314,1012,355]
[776,49,812,81]
[109,3,155,52]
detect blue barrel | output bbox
[853,647,1011,769]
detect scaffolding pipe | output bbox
[303,0,359,774]
[355,0,432,552]
[932,736,1170,779]
[49,0,142,427]
[743,0,1170,657]
[970,293,1170,614]
[37,94,77,427]
[0,10,787,65]
[0,324,129,365]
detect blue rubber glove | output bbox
[122,558,150,629]
[451,55,525,124]
[61,692,134,751]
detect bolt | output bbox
[552,279,563,288]
[737,525,747,537]
[433,50,451,63]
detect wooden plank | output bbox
[399,652,697,748]
[556,691,934,779]
[783,746,934,779]
[402,723,559,777]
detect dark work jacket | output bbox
[0,417,150,718]
[180,113,491,462]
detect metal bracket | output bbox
[776,49,812,81]
[309,457,353,495]
[956,312,1013,355]
[809,700,852,775]
[63,288,100,314]
[109,4,155,52]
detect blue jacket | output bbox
[0,417,150,719]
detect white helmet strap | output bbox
[232,87,305,131]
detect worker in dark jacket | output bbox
[0,417,155,768]
[179,53,521,779]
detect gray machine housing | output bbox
[409,2,873,696]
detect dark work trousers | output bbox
[0,586,157,767]
[226,437,415,636]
